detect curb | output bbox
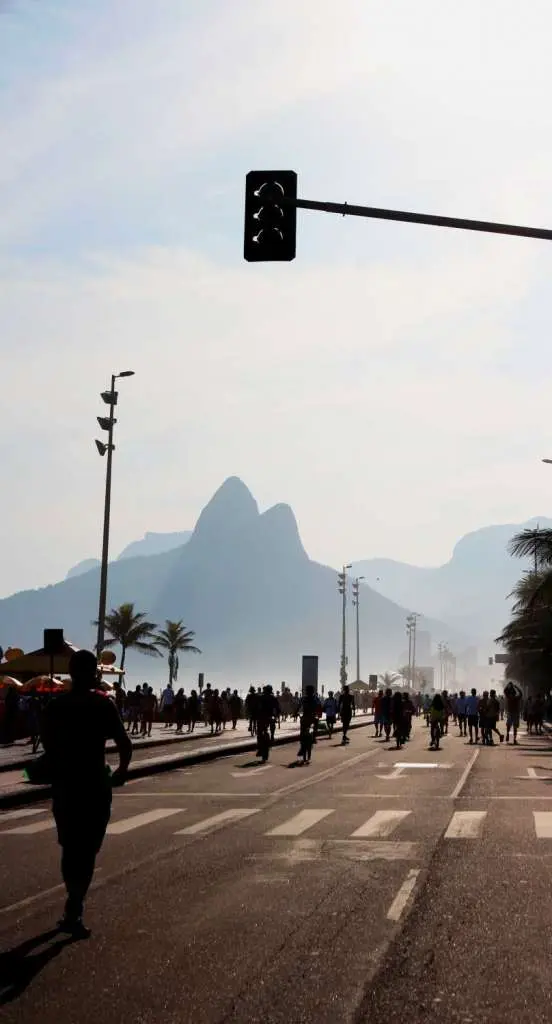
[0,728,252,775]
[0,717,374,811]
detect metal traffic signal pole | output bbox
[243,170,552,263]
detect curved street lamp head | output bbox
[117,370,135,378]
[542,459,552,464]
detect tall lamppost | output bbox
[95,370,135,656]
[406,613,419,689]
[352,576,365,683]
[337,564,352,687]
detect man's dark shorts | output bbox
[53,786,112,853]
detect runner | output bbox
[323,691,338,738]
[504,681,522,745]
[429,693,445,750]
[456,690,468,737]
[372,688,384,738]
[488,689,504,744]
[338,685,355,745]
[465,687,480,745]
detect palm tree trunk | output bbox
[120,645,127,672]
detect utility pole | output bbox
[337,565,352,687]
[352,577,365,682]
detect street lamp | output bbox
[352,577,365,683]
[337,564,352,687]
[406,613,419,690]
[95,370,135,656]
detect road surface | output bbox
[1,718,551,1022]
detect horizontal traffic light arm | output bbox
[286,196,552,243]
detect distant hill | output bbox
[65,531,192,579]
[352,517,552,642]
[66,558,101,580]
[0,477,467,686]
[117,531,192,561]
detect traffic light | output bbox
[243,170,297,262]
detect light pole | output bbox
[95,370,135,656]
[337,564,352,687]
[406,613,419,689]
[352,576,365,683]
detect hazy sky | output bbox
[2,0,552,598]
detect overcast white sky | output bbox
[2,0,552,598]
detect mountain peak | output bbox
[190,477,259,544]
[259,503,307,559]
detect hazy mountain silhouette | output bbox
[353,516,552,641]
[66,558,101,580]
[65,531,192,579]
[0,477,467,683]
[117,530,192,561]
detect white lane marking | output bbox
[114,791,262,798]
[375,766,406,780]
[444,810,487,839]
[386,868,420,921]
[107,808,185,834]
[2,819,56,835]
[534,811,552,838]
[175,808,260,835]
[449,749,479,799]
[266,809,334,837]
[394,762,452,769]
[231,765,273,778]
[0,883,66,916]
[0,869,102,917]
[351,810,411,839]
[0,808,48,823]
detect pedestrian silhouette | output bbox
[40,649,132,937]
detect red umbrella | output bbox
[20,676,67,694]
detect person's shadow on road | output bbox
[0,928,77,1004]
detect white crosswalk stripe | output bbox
[107,808,185,835]
[0,808,48,823]
[533,812,552,838]
[351,810,411,839]
[2,805,552,843]
[444,811,487,839]
[175,808,260,835]
[2,819,56,835]
[266,809,334,837]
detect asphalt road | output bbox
[1,718,552,1023]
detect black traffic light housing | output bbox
[243,170,297,262]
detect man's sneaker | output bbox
[57,916,91,940]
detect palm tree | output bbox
[155,620,201,685]
[98,602,160,671]
[379,672,400,688]
[497,526,552,692]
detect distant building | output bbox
[416,631,431,664]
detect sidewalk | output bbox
[0,713,374,810]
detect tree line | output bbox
[97,602,200,683]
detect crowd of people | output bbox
[370,683,552,751]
